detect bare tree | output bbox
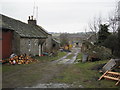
[108,11,118,34]
[89,16,102,32]
[88,16,102,42]
[108,1,119,34]
[84,27,89,38]
[60,33,69,46]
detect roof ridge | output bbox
[1,14,47,38]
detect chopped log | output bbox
[7,54,38,65]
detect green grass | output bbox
[75,53,83,62]
[76,53,82,61]
[0,65,2,71]
[2,62,36,73]
[66,54,74,59]
[2,64,43,88]
[52,60,120,88]
[3,51,67,73]
[34,51,67,62]
[2,51,67,88]
[2,51,120,88]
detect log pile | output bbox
[9,55,38,65]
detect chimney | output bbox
[28,16,37,25]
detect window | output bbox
[28,40,31,52]
[34,39,37,45]
[28,40,31,45]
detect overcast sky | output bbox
[0,0,119,33]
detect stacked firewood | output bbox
[9,55,38,65]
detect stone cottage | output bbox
[1,14,48,58]
[51,38,60,52]
[38,26,53,53]
[40,27,60,53]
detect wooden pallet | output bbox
[98,71,120,85]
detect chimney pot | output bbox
[28,15,37,25]
[29,16,30,20]
[31,16,33,20]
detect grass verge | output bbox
[66,54,74,59]
[3,51,67,73]
[2,51,67,88]
[76,53,82,62]
[51,60,120,88]
[34,51,67,62]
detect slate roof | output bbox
[52,38,60,44]
[0,14,48,39]
[37,25,51,36]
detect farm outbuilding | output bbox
[1,14,48,58]
[2,29,13,58]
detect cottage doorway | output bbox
[39,44,42,56]
[38,39,46,56]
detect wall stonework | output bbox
[52,39,60,52]
[20,38,39,56]
[12,32,20,55]
[43,35,52,52]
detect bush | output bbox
[81,40,112,61]
[88,45,112,61]
[103,34,118,56]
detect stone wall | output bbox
[20,38,39,56]
[12,32,20,55]
[52,39,60,52]
[43,35,52,52]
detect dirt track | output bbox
[3,48,82,88]
[30,48,81,88]
[53,48,80,64]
